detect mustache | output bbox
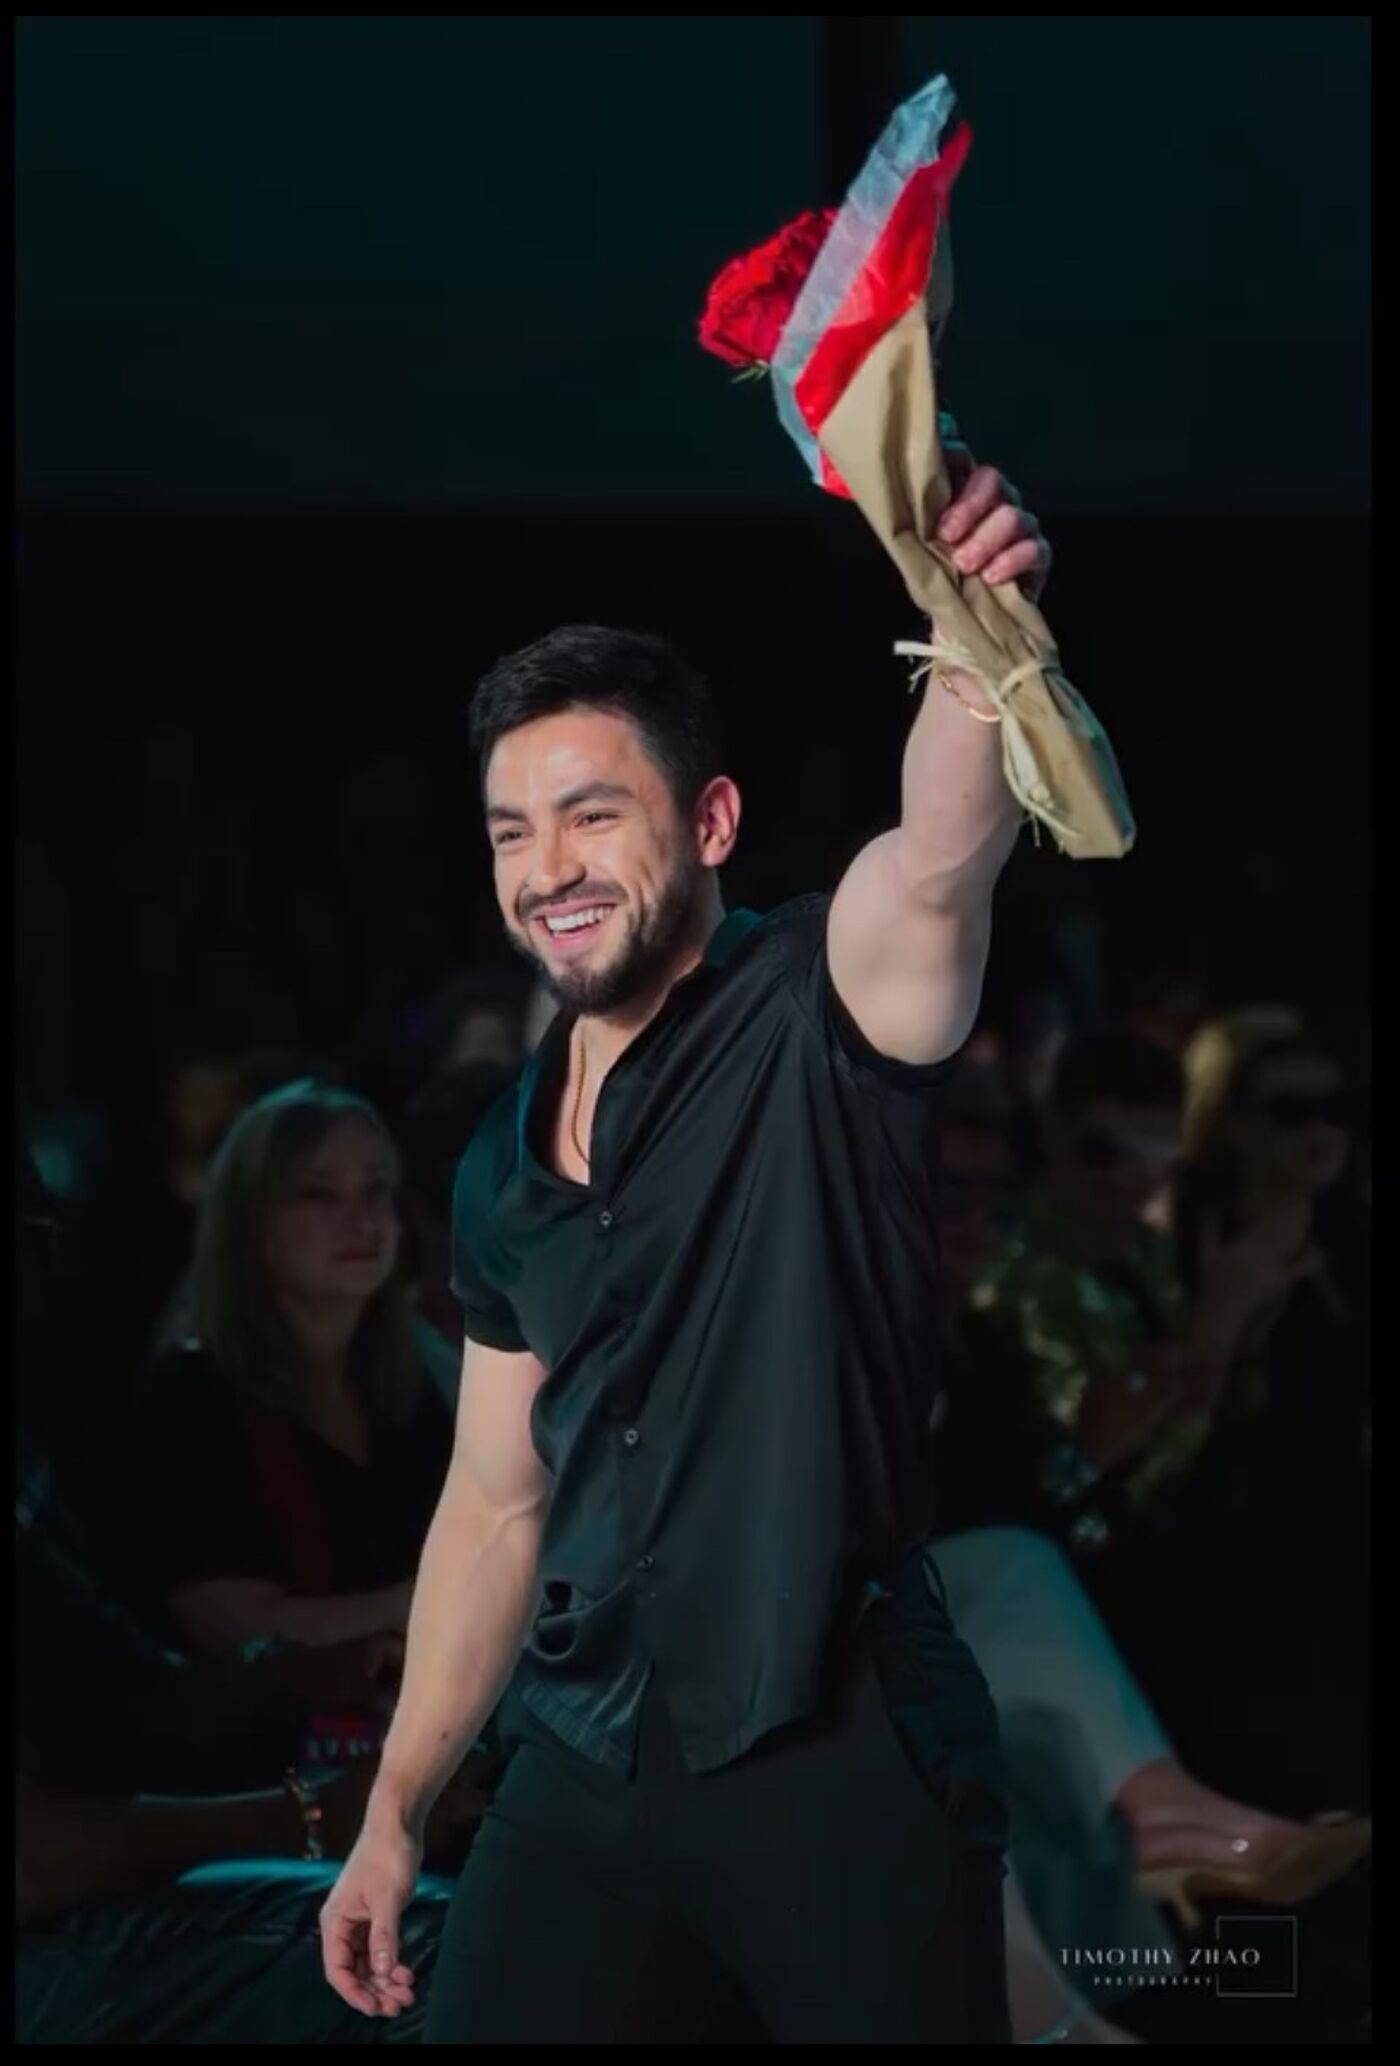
[519,888,623,922]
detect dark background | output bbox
[16,17,1371,513]
[16,13,1370,1283]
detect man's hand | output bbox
[935,450,1052,600]
[318,1751,498,2018]
[319,1797,423,2021]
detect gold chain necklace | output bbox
[569,1023,590,1169]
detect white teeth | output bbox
[544,906,611,935]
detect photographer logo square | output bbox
[1200,1915,1298,1999]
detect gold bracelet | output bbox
[932,665,1002,725]
[282,1769,326,1861]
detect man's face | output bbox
[484,708,711,1017]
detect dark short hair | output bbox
[1052,1029,1183,1121]
[469,625,725,813]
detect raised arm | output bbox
[827,460,1049,1066]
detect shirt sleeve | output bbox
[777,892,961,1102]
[450,1134,531,1354]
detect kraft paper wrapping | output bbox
[817,300,1137,861]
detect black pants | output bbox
[424,1624,1011,2045]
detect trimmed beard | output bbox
[508,852,706,1017]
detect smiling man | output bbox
[321,462,1049,2043]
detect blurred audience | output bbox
[926,1070,1369,2033]
[1176,1009,1367,1439]
[1164,1009,1371,1788]
[14,838,1372,2042]
[124,1082,451,1669]
[398,1059,517,1361]
[1120,964,1209,1066]
[150,1042,317,1352]
[351,966,532,1128]
[950,1030,1307,1563]
[166,1046,312,1211]
[933,1525,1368,2036]
[942,1021,1370,1819]
[423,970,532,1076]
[16,1137,487,2044]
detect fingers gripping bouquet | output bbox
[699,75,1135,861]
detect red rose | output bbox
[698,208,837,371]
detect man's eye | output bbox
[493,830,523,849]
[579,812,616,827]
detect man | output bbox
[320,461,1049,2041]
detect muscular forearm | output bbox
[898,660,1021,899]
[366,1480,543,1841]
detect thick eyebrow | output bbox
[485,781,636,826]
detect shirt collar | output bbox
[514,908,765,1167]
[702,907,762,969]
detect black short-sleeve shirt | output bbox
[451,894,955,1776]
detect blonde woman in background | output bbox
[127,1081,452,1659]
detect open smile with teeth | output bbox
[537,905,615,943]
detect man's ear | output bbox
[694,777,742,871]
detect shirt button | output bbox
[636,1553,655,1573]
[599,1210,614,1230]
[623,1427,641,1449]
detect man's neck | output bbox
[577,893,728,1070]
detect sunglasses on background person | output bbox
[1245,1093,1350,1131]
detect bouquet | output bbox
[699,75,1135,861]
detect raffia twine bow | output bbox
[894,636,1083,850]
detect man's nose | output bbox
[528,831,585,901]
